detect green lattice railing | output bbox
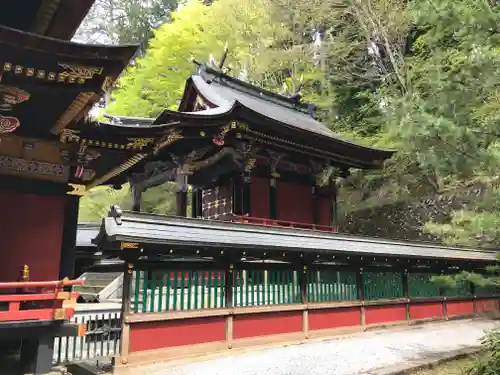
[132,268,487,313]
[233,270,301,306]
[363,271,403,300]
[307,270,358,302]
[132,270,226,313]
[408,273,441,298]
[444,281,471,297]
[476,284,498,295]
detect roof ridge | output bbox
[199,64,317,117]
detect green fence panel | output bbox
[408,273,441,298]
[476,284,498,295]
[132,268,226,312]
[307,270,358,302]
[363,271,403,300]
[445,281,471,297]
[233,269,300,306]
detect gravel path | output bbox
[141,320,497,375]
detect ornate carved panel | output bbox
[0,155,69,181]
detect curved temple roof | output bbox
[102,63,395,170]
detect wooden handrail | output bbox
[235,215,337,232]
[0,278,82,322]
[0,279,83,289]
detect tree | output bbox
[74,0,179,53]
[79,183,177,222]
[106,0,299,117]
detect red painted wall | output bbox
[316,196,332,227]
[276,181,313,223]
[233,311,302,339]
[309,307,361,331]
[365,304,407,325]
[409,303,443,320]
[0,191,64,281]
[446,301,474,317]
[251,176,269,218]
[129,317,226,352]
[476,299,498,313]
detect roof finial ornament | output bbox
[218,42,229,71]
[286,74,303,104]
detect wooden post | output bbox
[191,188,201,218]
[312,186,319,227]
[299,265,308,339]
[440,287,448,320]
[176,173,188,217]
[331,182,338,229]
[225,264,234,348]
[120,263,134,365]
[176,191,188,217]
[402,269,410,323]
[470,281,477,316]
[58,195,80,280]
[269,177,277,220]
[357,267,366,329]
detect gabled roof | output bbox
[150,64,395,168]
[0,0,95,40]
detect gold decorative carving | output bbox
[3,63,11,72]
[60,129,81,144]
[126,138,154,149]
[154,129,183,153]
[101,76,114,92]
[67,183,86,196]
[58,63,104,83]
[51,92,95,134]
[120,242,139,250]
[0,156,69,179]
[244,158,256,173]
[86,153,147,189]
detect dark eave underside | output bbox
[0,25,138,138]
[94,210,497,264]
[0,0,95,40]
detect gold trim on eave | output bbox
[51,92,95,134]
[67,183,86,196]
[120,242,139,250]
[86,153,147,189]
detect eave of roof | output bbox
[0,0,95,40]
[93,209,498,264]
[0,25,139,137]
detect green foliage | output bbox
[76,0,179,53]
[79,186,130,223]
[465,329,500,375]
[106,0,294,117]
[79,183,177,223]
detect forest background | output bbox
[75,0,500,250]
